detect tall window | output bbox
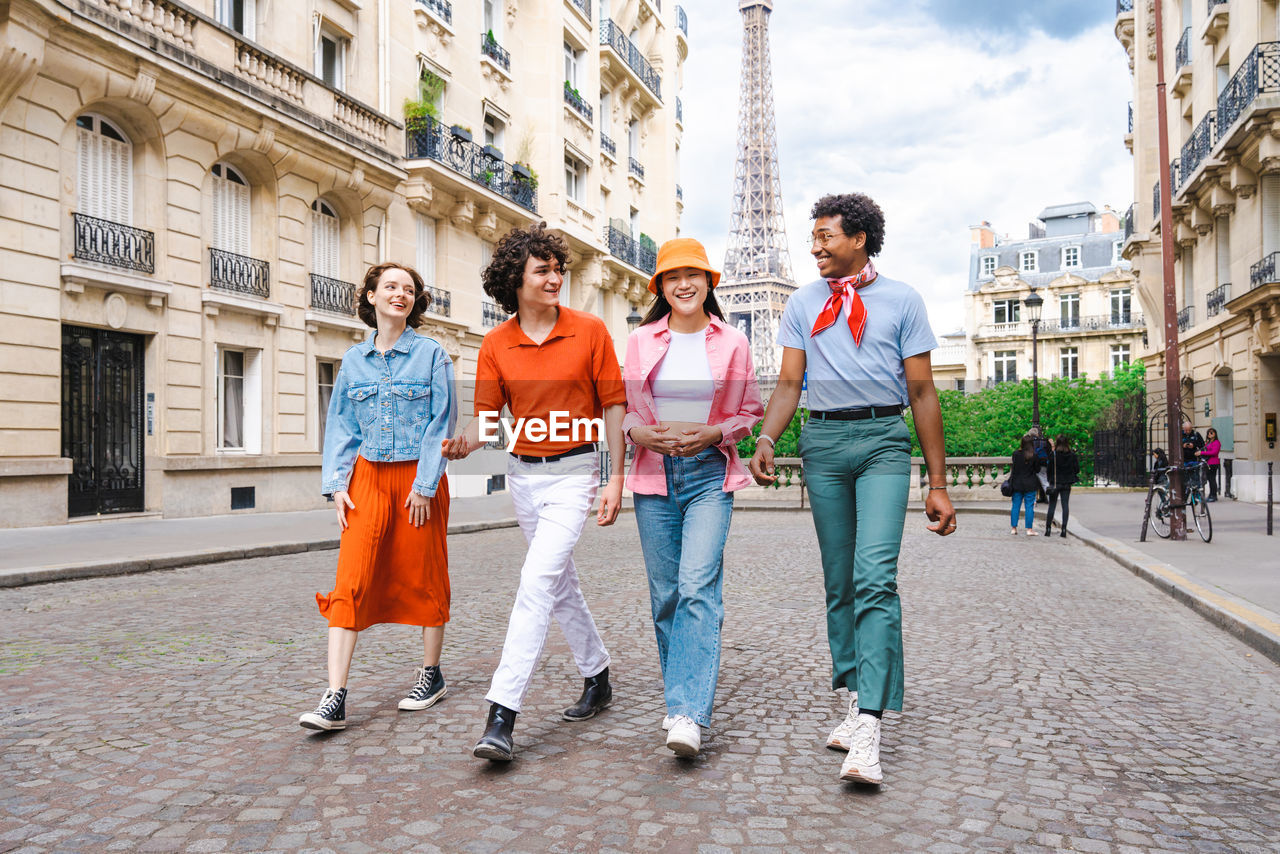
[76,114,132,224]
[1181,247,1194,310]
[993,350,1017,383]
[980,255,996,276]
[565,154,586,204]
[1111,344,1131,369]
[1020,250,1038,273]
[599,91,611,134]
[311,200,340,279]
[1112,240,1124,265]
[416,214,437,286]
[219,349,261,452]
[483,112,506,151]
[318,359,337,449]
[211,163,250,256]
[418,66,445,113]
[483,0,501,39]
[992,299,1020,324]
[316,28,347,90]
[1264,174,1280,257]
[1110,287,1131,323]
[1060,347,1079,379]
[564,41,583,89]
[561,269,572,310]
[1216,214,1231,287]
[1059,293,1080,327]
[1062,246,1081,269]
[627,119,640,159]
[216,0,255,38]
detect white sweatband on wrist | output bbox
[757,434,776,448]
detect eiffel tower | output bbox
[718,0,796,382]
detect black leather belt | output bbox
[810,405,904,421]
[510,443,597,464]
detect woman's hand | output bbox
[404,491,432,528]
[672,425,723,457]
[629,425,680,456]
[333,491,355,531]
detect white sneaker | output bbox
[661,714,675,730]
[825,692,858,751]
[666,715,701,757]
[838,714,883,784]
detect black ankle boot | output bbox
[473,703,517,761]
[562,667,612,721]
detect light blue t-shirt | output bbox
[777,274,937,410]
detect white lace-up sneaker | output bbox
[665,715,701,757]
[838,714,883,784]
[825,693,858,751]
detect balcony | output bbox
[605,224,656,274]
[415,0,452,25]
[601,133,617,159]
[975,321,1028,339]
[72,213,155,274]
[1152,181,1160,226]
[676,184,683,201]
[481,33,511,72]
[676,5,688,36]
[1128,101,1133,133]
[1250,251,1279,289]
[1038,313,1144,334]
[676,96,683,125]
[310,273,356,315]
[1177,305,1195,332]
[1116,0,1133,12]
[209,248,269,299]
[1217,42,1280,145]
[1175,27,1192,69]
[628,157,645,181]
[1124,203,1135,240]
[1207,283,1231,317]
[600,19,661,101]
[564,83,593,123]
[424,284,451,317]
[566,0,590,22]
[482,300,510,328]
[405,116,538,213]
[1177,110,1215,193]
[1205,0,1229,43]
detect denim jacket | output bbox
[320,328,457,498]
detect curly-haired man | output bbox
[443,222,626,762]
[749,193,956,785]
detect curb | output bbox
[1069,520,1280,665]
[0,518,520,589]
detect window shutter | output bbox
[312,207,339,279]
[108,130,131,225]
[230,178,250,255]
[1264,174,1280,256]
[416,214,436,284]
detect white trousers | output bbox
[484,453,612,712]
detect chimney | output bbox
[969,221,996,248]
[1098,205,1120,234]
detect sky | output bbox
[675,0,1133,335]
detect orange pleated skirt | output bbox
[317,456,450,631]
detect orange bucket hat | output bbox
[648,238,722,294]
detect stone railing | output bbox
[91,0,197,50]
[233,41,305,104]
[758,456,1019,505]
[334,93,390,146]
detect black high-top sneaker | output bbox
[561,666,612,721]
[299,687,347,731]
[398,665,447,711]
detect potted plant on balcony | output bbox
[483,144,504,161]
[512,161,536,185]
[639,233,657,253]
[485,29,499,47]
[480,168,496,188]
[403,97,438,134]
[450,124,473,142]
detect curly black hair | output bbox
[482,222,571,315]
[810,193,885,257]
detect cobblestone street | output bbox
[2,510,1278,853]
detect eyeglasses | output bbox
[810,232,845,248]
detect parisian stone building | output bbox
[1117,0,1280,502]
[963,203,1144,391]
[0,0,689,526]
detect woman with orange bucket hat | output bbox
[622,238,763,757]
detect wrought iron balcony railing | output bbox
[676,96,683,124]
[481,33,511,72]
[600,20,661,100]
[1116,0,1134,13]
[1128,101,1133,133]
[567,0,590,20]
[424,284,451,317]
[1250,250,1279,289]
[415,0,451,25]
[1038,313,1144,334]
[1217,42,1280,141]
[1206,283,1231,316]
[1124,203,1135,240]
[604,224,657,274]
[629,157,645,180]
[1208,0,1228,9]
[1175,27,1191,69]
[1169,158,1180,194]
[601,133,616,158]
[1152,181,1160,224]
[72,213,155,274]
[1177,305,1195,331]
[564,83,593,122]
[676,184,683,201]
[482,300,509,328]
[676,6,688,36]
[1179,111,1216,191]
[405,116,538,213]
[310,273,356,315]
[209,248,269,299]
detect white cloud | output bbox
[676,1,1132,335]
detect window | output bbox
[1111,344,1131,369]
[1060,347,1079,379]
[316,28,347,90]
[211,163,250,256]
[1062,246,1081,269]
[1181,247,1194,310]
[1265,173,1280,257]
[311,199,340,279]
[318,360,337,449]
[599,187,609,216]
[561,268,572,309]
[565,153,586,203]
[992,299,1021,325]
[628,119,640,159]
[1059,293,1080,327]
[483,113,506,151]
[1020,250,1038,273]
[980,255,996,276]
[599,91,611,132]
[1216,214,1230,287]
[76,114,132,224]
[1112,240,1124,265]
[629,206,640,235]
[564,41,583,89]
[416,214,437,286]
[993,350,1017,384]
[955,378,965,393]
[483,0,501,40]
[216,0,255,38]
[219,349,261,453]
[418,66,445,114]
[1110,287,1131,323]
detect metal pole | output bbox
[1031,320,1040,430]
[1153,0,1187,539]
[1269,461,1274,536]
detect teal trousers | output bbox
[798,415,911,712]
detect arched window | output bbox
[311,199,340,279]
[211,163,251,256]
[76,114,132,224]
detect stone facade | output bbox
[0,0,687,526]
[1117,0,1280,502]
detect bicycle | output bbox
[1147,460,1212,542]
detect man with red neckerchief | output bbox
[749,192,956,786]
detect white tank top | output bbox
[651,328,714,423]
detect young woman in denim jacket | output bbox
[622,238,763,756]
[299,262,457,732]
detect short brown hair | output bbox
[356,262,429,329]
[482,222,570,315]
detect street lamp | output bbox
[1023,289,1044,430]
[626,304,643,331]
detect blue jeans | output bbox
[633,448,734,728]
[1010,491,1035,529]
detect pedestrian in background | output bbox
[1044,434,1079,538]
[301,262,457,732]
[1009,435,1042,536]
[1029,426,1051,503]
[622,238,763,758]
[1201,427,1221,502]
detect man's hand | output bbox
[441,433,478,460]
[673,425,722,457]
[749,442,777,485]
[596,477,623,526]
[629,425,680,456]
[924,488,957,536]
[404,491,431,527]
[333,490,355,531]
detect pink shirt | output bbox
[622,314,764,496]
